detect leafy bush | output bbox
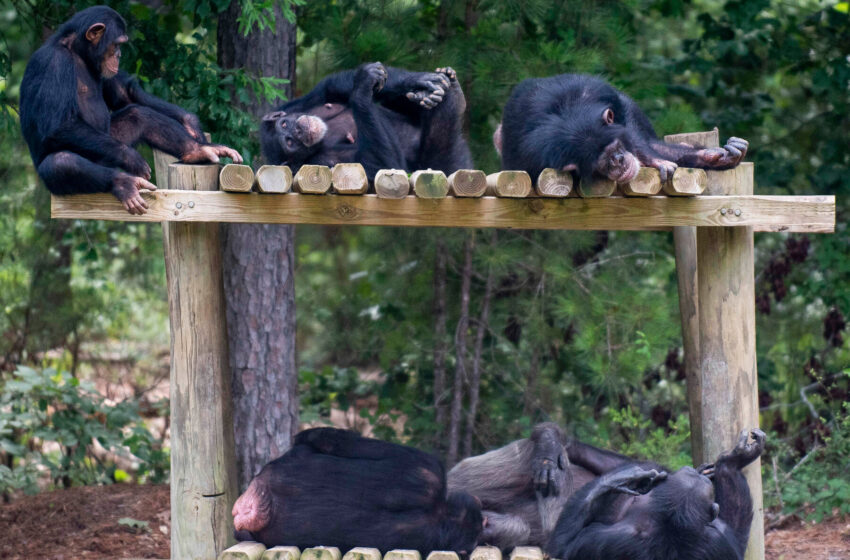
[0,366,168,495]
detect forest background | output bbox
[0,0,848,531]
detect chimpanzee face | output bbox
[261,111,327,164]
[84,22,128,79]
[593,108,640,183]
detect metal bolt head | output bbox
[176,202,183,209]
[734,208,742,217]
[188,201,195,208]
[720,207,727,215]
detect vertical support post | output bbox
[159,151,238,560]
[696,161,764,560]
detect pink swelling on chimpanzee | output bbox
[232,478,272,533]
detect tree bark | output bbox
[448,233,474,467]
[218,2,299,490]
[433,240,449,438]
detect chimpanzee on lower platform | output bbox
[20,6,241,215]
[260,62,472,179]
[448,423,764,560]
[233,427,483,554]
[495,74,748,185]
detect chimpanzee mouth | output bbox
[105,57,120,77]
[614,154,640,183]
[294,115,328,147]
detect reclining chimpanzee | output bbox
[260,62,472,179]
[233,427,483,554]
[448,423,764,560]
[494,74,748,186]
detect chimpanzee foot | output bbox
[698,137,748,169]
[355,62,388,95]
[405,70,451,109]
[112,173,156,216]
[716,428,766,470]
[181,144,243,164]
[602,466,667,496]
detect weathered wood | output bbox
[448,169,487,197]
[153,150,177,189]
[51,192,836,233]
[263,546,301,560]
[663,167,707,196]
[301,548,341,560]
[665,128,719,149]
[163,163,238,559]
[332,163,369,194]
[576,177,617,198]
[508,547,543,560]
[411,169,450,198]
[695,160,764,560]
[341,548,381,560]
[220,542,267,560]
[536,168,573,197]
[469,547,502,560]
[221,164,255,192]
[374,169,410,199]
[384,551,421,560]
[486,171,532,197]
[294,165,332,194]
[621,167,662,196]
[255,165,293,194]
[426,553,459,560]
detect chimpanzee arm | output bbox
[566,440,632,475]
[349,63,407,177]
[414,67,472,174]
[552,523,649,560]
[44,117,151,178]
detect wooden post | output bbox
[374,169,410,199]
[696,158,764,559]
[536,168,573,197]
[620,168,662,196]
[332,163,369,194]
[663,167,707,196]
[255,165,293,193]
[486,171,532,197]
[448,169,487,197]
[576,178,616,198]
[294,165,332,194]
[411,169,450,198]
[162,157,239,560]
[221,164,256,192]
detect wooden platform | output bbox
[51,191,834,232]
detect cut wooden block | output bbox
[374,169,410,199]
[536,168,573,197]
[219,541,267,560]
[342,548,382,560]
[662,167,707,196]
[486,171,532,197]
[168,164,220,196]
[384,551,422,560]
[576,178,617,198]
[255,165,293,193]
[220,164,255,192]
[665,128,719,148]
[332,163,369,194]
[705,162,754,196]
[411,169,449,198]
[508,547,543,560]
[263,547,301,560]
[301,547,341,560]
[426,552,460,560]
[294,165,332,194]
[621,167,662,196]
[470,547,502,560]
[448,169,487,197]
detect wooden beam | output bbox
[576,178,617,198]
[486,171,532,197]
[163,163,238,559]
[332,163,368,194]
[536,168,573,197]
[220,164,255,192]
[448,169,487,197]
[664,167,707,196]
[255,165,293,194]
[374,169,410,199]
[294,165,332,194]
[51,191,835,233]
[412,169,449,198]
[621,168,662,196]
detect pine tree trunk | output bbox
[448,233,474,466]
[218,2,299,490]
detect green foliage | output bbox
[0,366,168,495]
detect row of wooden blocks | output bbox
[220,545,543,560]
[218,163,708,198]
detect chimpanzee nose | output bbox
[614,152,624,164]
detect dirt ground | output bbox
[0,484,847,560]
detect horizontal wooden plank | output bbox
[51,192,835,233]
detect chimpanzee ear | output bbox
[561,163,578,172]
[86,23,106,46]
[263,111,286,122]
[602,108,615,125]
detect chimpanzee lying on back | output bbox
[495,74,748,185]
[260,63,472,179]
[233,427,483,554]
[448,423,765,560]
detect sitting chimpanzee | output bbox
[233,427,483,554]
[495,74,748,185]
[20,6,242,215]
[260,62,472,179]
[448,423,764,560]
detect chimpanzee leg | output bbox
[110,104,198,156]
[350,64,408,177]
[414,68,473,173]
[710,429,764,550]
[565,440,632,476]
[38,151,116,195]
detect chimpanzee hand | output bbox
[112,172,157,215]
[649,158,678,183]
[601,466,667,496]
[708,428,765,474]
[532,452,567,497]
[181,143,244,165]
[405,68,453,110]
[121,146,152,180]
[698,137,749,169]
[354,62,388,97]
[182,113,205,142]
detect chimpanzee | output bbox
[233,427,483,554]
[260,62,472,179]
[495,74,749,185]
[448,423,764,560]
[20,6,242,215]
